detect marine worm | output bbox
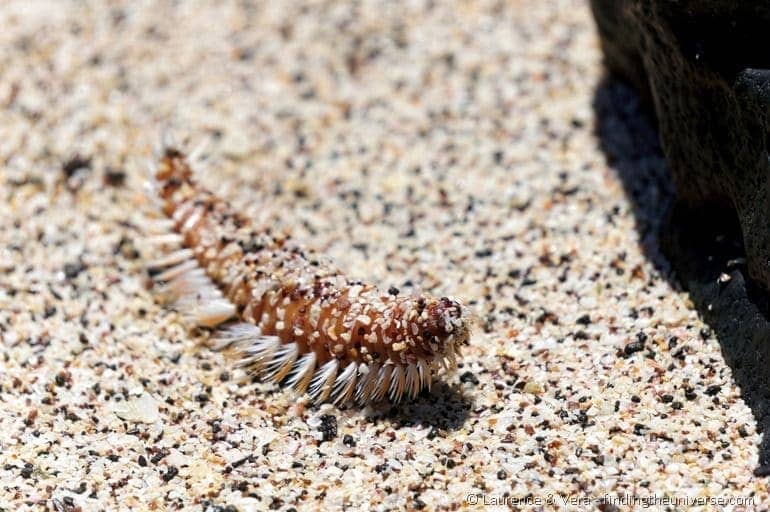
[143,147,470,406]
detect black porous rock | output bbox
[590,0,770,290]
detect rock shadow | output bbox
[594,77,770,475]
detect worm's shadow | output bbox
[365,382,473,432]
[594,78,770,476]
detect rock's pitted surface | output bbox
[591,0,770,290]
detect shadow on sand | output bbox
[594,78,770,476]
[364,382,473,432]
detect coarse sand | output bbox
[0,1,765,510]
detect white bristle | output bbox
[144,218,176,234]
[145,233,185,247]
[331,362,358,406]
[285,352,317,394]
[154,259,199,282]
[190,299,236,327]
[308,359,339,403]
[370,364,393,402]
[181,207,204,232]
[389,364,406,403]
[405,363,420,399]
[211,323,263,349]
[149,249,195,269]
[355,362,380,404]
[418,359,431,393]
[264,342,299,383]
[240,337,280,368]
[212,325,281,371]
[172,201,194,223]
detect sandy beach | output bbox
[0,1,765,510]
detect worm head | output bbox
[412,296,469,368]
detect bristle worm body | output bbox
[144,148,470,406]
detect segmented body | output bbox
[146,148,469,405]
